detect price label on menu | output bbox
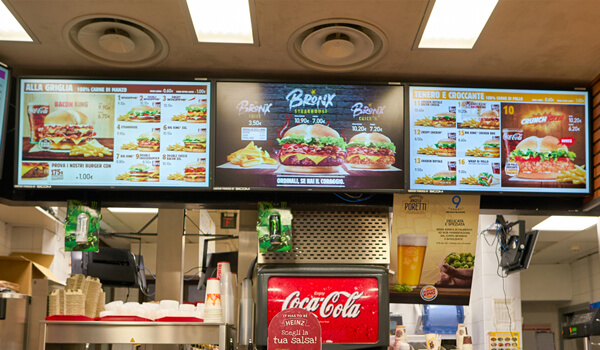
[214,82,405,191]
[15,79,211,189]
[408,86,589,194]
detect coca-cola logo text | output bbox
[281,291,363,319]
[28,105,49,115]
[503,132,523,141]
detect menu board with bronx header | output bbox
[214,82,404,191]
[16,79,211,188]
[409,86,589,194]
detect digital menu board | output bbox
[408,86,589,194]
[0,64,9,178]
[16,79,211,189]
[214,82,404,191]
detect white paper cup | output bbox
[159,299,179,310]
[217,261,231,280]
[205,278,222,308]
[105,301,123,314]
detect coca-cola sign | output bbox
[268,276,379,344]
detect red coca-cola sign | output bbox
[267,277,379,344]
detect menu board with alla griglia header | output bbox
[408,86,589,194]
[16,79,211,189]
[214,82,404,191]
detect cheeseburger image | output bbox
[128,163,149,182]
[482,139,500,157]
[432,112,456,127]
[21,162,49,179]
[137,131,160,152]
[37,110,96,149]
[479,110,499,129]
[277,124,346,173]
[186,103,207,123]
[509,135,576,179]
[126,105,160,123]
[147,166,160,182]
[184,161,206,182]
[435,138,456,157]
[346,132,396,169]
[432,171,457,185]
[183,131,206,152]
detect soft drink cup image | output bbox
[397,233,428,287]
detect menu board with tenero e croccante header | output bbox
[409,86,589,194]
[16,79,211,189]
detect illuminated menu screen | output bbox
[214,82,404,191]
[409,86,589,194]
[0,66,8,164]
[16,79,211,189]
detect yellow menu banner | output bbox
[392,194,480,301]
[412,89,586,104]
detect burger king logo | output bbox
[420,285,438,302]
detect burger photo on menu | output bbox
[432,112,456,127]
[38,110,96,149]
[186,103,207,123]
[137,131,160,152]
[435,138,456,157]
[128,163,149,182]
[183,131,206,152]
[478,110,500,129]
[432,171,457,185]
[147,166,160,182]
[21,162,49,179]
[346,132,396,169]
[482,139,500,157]
[277,124,346,173]
[126,105,160,123]
[184,161,206,182]
[509,135,576,179]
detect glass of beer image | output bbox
[397,233,428,287]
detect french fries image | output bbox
[120,141,138,150]
[69,140,112,157]
[415,175,433,184]
[115,173,129,180]
[557,165,586,184]
[460,118,480,128]
[414,117,433,127]
[117,114,130,121]
[168,172,185,181]
[167,143,185,151]
[417,145,437,155]
[171,113,186,121]
[227,142,278,167]
[460,175,479,185]
[465,147,484,157]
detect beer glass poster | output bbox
[408,86,589,194]
[392,194,479,303]
[214,82,404,191]
[16,79,211,188]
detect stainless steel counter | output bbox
[39,321,234,349]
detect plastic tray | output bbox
[45,315,95,321]
[97,315,153,322]
[154,316,204,322]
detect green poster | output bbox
[65,200,101,252]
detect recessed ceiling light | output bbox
[185,0,254,44]
[418,0,498,49]
[0,1,33,42]
[532,216,598,232]
[107,207,159,214]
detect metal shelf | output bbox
[39,321,234,349]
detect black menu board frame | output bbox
[407,84,591,196]
[213,80,405,192]
[0,63,10,180]
[14,77,214,191]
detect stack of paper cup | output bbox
[220,271,234,324]
[204,278,222,322]
[217,261,231,280]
